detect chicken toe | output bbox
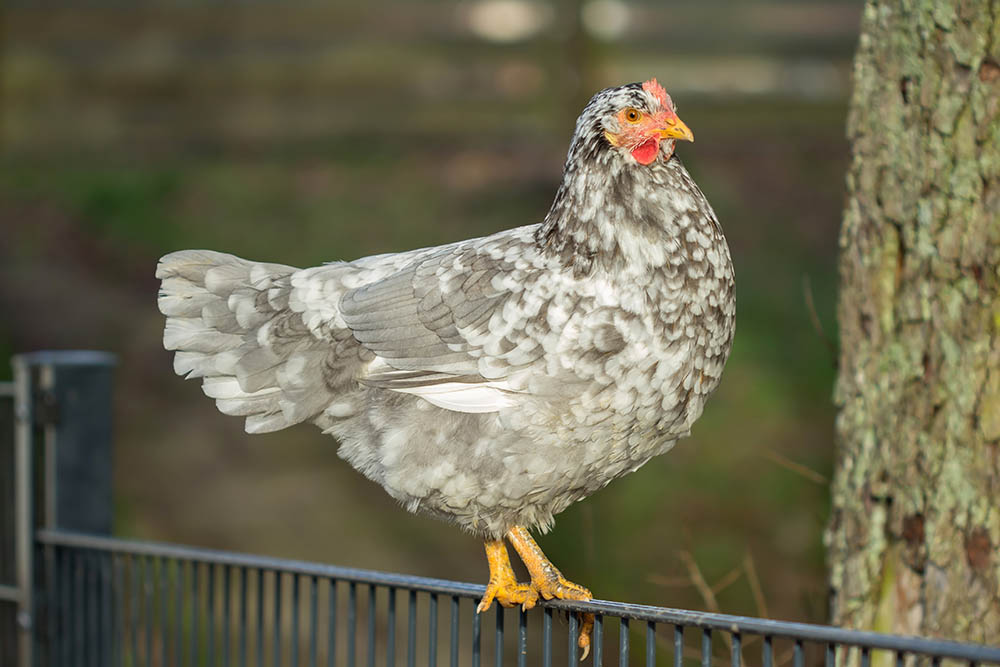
[478,539,539,613]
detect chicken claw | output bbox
[578,613,595,660]
[478,540,540,613]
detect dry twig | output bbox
[801,273,838,366]
[762,449,827,485]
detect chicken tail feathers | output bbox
[157,249,338,434]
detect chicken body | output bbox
[158,82,735,632]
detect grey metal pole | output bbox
[31,351,116,534]
[0,381,16,667]
[11,350,117,667]
[12,355,34,667]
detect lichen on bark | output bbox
[827,0,1000,643]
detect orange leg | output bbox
[477,539,539,614]
[506,526,595,660]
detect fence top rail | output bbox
[37,528,1000,662]
[13,350,117,368]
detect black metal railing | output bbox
[34,529,1000,667]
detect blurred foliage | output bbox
[1,0,859,628]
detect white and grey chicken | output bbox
[157,79,735,657]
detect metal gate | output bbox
[4,352,1000,667]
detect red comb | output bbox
[642,78,670,107]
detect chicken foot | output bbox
[506,525,595,660]
[477,539,539,613]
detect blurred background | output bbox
[2,0,858,627]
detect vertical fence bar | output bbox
[57,547,67,667]
[83,552,91,667]
[472,602,481,667]
[257,569,265,667]
[240,566,249,667]
[66,551,83,660]
[192,562,201,667]
[328,580,337,667]
[223,564,232,667]
[826,644,835,667]
[674,625,684,667]
[130,555,139,667]
[0,379,16,667]
[12,355,33,667]
[205,563,218,665]
[88,553,99,667]
[646,621,656,667]
[310,576,318,667]
[763,636,773,667]
[176,560,185,667]
[101,552,113,667]
[144,556,154,667]
[732,632,742,667]
[861,647,871,667]
[50,547,61,667]
[367,584,377,667]
[78,553,89,667]
[387,587,396,667]
[795,640,805,667]
[566,614,580,667]
[208,562,216,667]
[542,606,552,667]
[114,554,125,667]
[407,590,416,667]
[568,613,579,667]
[160,558,168,667]
[449,595,458,667]
[76,551,85,664]
[348,581,357,667]
[76,552,85,667]
[428,593,438,667]
[495,605,504,667]
[517,607,527,667]
[701,629,712,667]
[292,574,301,667]
[275,572,283,667]
[619,617,629,667]
[593,615,604,667]
[98,554,113,665]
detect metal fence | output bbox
[5,352,1000,667]
[30,528,1000,667]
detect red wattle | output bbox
[631,139,660,165]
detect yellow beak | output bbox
[659,116,694,143]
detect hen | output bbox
[157,79,735,657]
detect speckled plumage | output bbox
[157,82,735,539]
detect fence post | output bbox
[11,350,116,667]
[0,380,17,667]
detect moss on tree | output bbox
[828,0,1000,641]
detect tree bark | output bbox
[827,0,1000,642]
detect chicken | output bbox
[156,79,735,658]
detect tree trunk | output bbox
[827,0,1000,642]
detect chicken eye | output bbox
[624,108,642,123]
